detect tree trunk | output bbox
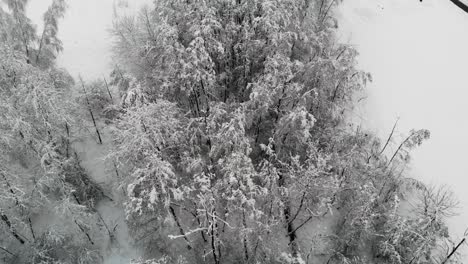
[74,220,94,245]
[284,200,299,256]
[206,208,220,264]
[65,122,70,158]
[1,212,25,244]
[0,246,15,257]
[169,206,192,250]
[278,173,299,258]
[28,218,35,240]
[79,76,103,144]
[242,209,249,262]
[103,77,114,102]
[442,238,466,264]
[36,29,46,64]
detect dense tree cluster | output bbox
[0,0,463,264]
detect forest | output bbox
[0,0,465,263]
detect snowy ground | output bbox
[337,0,468,252]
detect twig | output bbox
[0,246,15,256]
[74,220,94,245]
[288,192,307,224]
[386,132,414,168]
[379,118,399,157]
[441,237,466,264]
[320,0,335,23]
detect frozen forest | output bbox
[0,0,466,263]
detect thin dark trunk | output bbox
[74,220,94,245]
[377,118,399,157]
[386,132,414,168]
[1,172,20,207]
[96,210,113,242]
[284,201,298,256]
[1,212,25,244]
[194,210,208,243]
[320,0,335,23]
[89,107,102,144]
[318,0,325,17]
[211,228,219,264]
[242,209,249,261]
[215,211,222,263]
[1,173,15,196]
[79,76,103,144]
[73,193,81,205]
[221,206,229,233]
[442,238,466,264]
[335,47,346,60]
[288,192,306,224]
[103,77,114,102]
[209,209,219,264]
[288,215,313,236]
[169,206,192,250]
[174,202,208,243]
[0,246,15,256]
[113,161,120,178]
[65,122,70,158]
[366,117,399,164]
[332,79,342,102]
[252,239,260,263]
[28,218,35,240]
[194,91,201,117]
[278,173,298,257]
